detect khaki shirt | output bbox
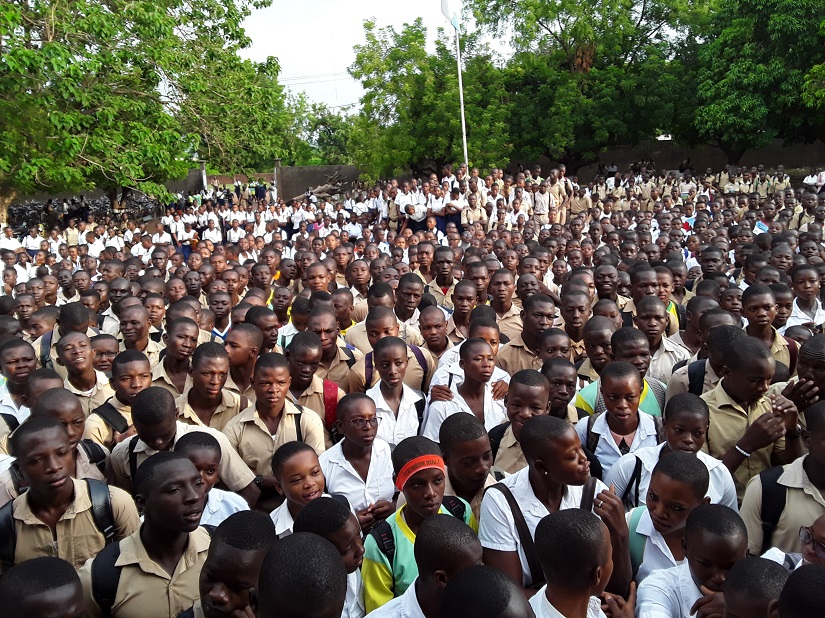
[446,317,467,344]
[221,400,326,478]
[79,526,210,618]
[0,443,109,508]
[151,361,193,398]
[347,345,436,393]
[647,336,691,384]
[740,455,825,555]
[577,357,599,389]
[495,334,543,375]
[176,389,243,432]
[65,370,115,417]
[665,358,720,404]
[426,279,457,310]
[225,372,255,402]
[4,478,138,572]
[412,268,434,284]
[423,339,454,363]
[702,380,787,498]
[623,299,678,337]
[84,396,133,448]
[345,320,423,354]
[288,374,344,448]
[493,302,524,342]
[118,337,164,366]
[108,422,255,493]
[495,425,526,475]
[768,328,793,372]
[316,345,364,394]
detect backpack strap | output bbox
[687,360,706,396]
[91,540,124,618]
[628,506,647,577]
[127,436,140,481]
[341,346,356,369]
[585,413,600,455]
[92,401,130,434]
[441,495,467,521]
[79,440,108,475]
[759,465,788,555]
[620,456,644,510]
[783,336,799,375]
[0,413,19,433]
[368,520,396,578]
[322,380,341,443]
[488,422,510,462]
[579,476,598,512]
[86,479,116,543]
[364,352,373,389]
[487,483,545,589]
[646,378,666,412]
[414,398,426,434]
[39,330,53,369]
[409,345,429,388]
[0,500,16,572]
[621,310,634,328]
[293,406,304,443]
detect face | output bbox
[460,342,495,384]
[505,383,550,441]
[16,428,74,496]
[685,530,746,594]
[538,428,590,486]
[723,357,774,404]
[397,283,423,315]
[192,356,230,399]
[91,339,119,373]
[402,467,445,519]
[419,312,447,349]
[327,515,366,574]
[287,345,322,389]
[112,361,153,404]
[199,542,266,618]
[773,293,793,328]
[144,298,166,327]
[375,345,408,388]
[600,374,641,423]
[539,334,571,362]
[647,472,704,536]
[445,435,493,491]
[793,269,820,303]
[252,366,291,412]
[664,412,708,454]
[545,367,577,412]
[561,296,589,332]
[366,316,399,348]
[613,338,651,376]
[635,303,668,342]
[138,460,206,533]
[275,450,324,507]
[523,301,555,338]
[120,308,148,344]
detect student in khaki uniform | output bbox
[418,304,454,362]
[57,331,115,416]
[742,285,797,373]
[0,380,104,507]
[489,269,524,341]
[151,317,198,397]
[84,350,152,448]
[495,294,555,375]
[222,353,325,510]
[79,452,210,618]
[2,418,138,573]
[176,343,245,432]
[108,387,259,507]
[701,337,804,499]
[31,301,98,378]
[118,303,164,365]
[285,331,344,446]
[426,247,458,310]
[347,306,435,394]
[223,323,260,402]
[307,308,362,393]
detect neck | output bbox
[746,322,773,341]
[415,578,441,618]
[607,411,640,435]
[490,298,512,313]
[69,369,97,391]
[188,387,221,408]
[435,274,452,287]
[321,345,337,364]
[28,483,74,517]
[454,311,470,327]
[529,469,566,511]
[544,587,593,618]
[127,336,149,352]
[427,337,449,355]
[230,363,254,389]
[804,455,825,489]
[140,520,189,565]
[215,315,229,329]
[396,305,414,321]
[256,400,284,420]
[566,324,584,341]
[458,376,485,398]
[163,355,190,374]
[380,380,403,400]
[523,331,541,353]
[7,381,26,397]
[447,468,482,505]
[341,437,372,460]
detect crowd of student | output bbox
[1,160,825,617]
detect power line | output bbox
[279,71,349,82]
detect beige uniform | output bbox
[79,526,210,618]
[493,303,524,342]
[151,362,193,398]
[2,478,138,573]
[426,279,457,310]
[175,390,243,432]
[345,320,423,354]
[495,335,543,375]
[347,345,436,394]
[315,345,364,394]
[65,370,115,417]
[84,396,132,448]
[118,338,164,366]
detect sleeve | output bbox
[713,465,739,512]
[221,417,242,452]
[83,414,112,447]
[78,557,104,618]
[603,453,636,505]
[420,401,448,442]
[635,573,680,618]
[739,474,765,555]
[207,428,257,492]
[109,486,140,541]
[421,348,436,391]
[574,416,588,446]
[664,369,688,405]
[574,385,595,416]
[348,361,367,393]
[361,533,396,613]
[106,443,133,492]
[300,411,326,456]
[477,489,518,552]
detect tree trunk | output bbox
[119,187,131,210]
[562,152,600,175]
[0,190,16,227]
[718,141,746,165]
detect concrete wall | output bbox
[277,164,361,202]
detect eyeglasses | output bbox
[799,527,825,559]
[350,417,382,429]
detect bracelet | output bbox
[735,444,751,458]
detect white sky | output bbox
[240,0,452,110]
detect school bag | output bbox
[584,412,664,478]
[323,379,342,443]
[92,400,131,434]
[627,505,647,576]
[0,478,115,572]
[757,465,789,555]
[364,345,429,392]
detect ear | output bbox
[766,599,780,618]
[591,564,602,588]
[681,536,688,556]
[702,496,711,505]
[434,569,449,590]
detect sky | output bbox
[240,0,453,111]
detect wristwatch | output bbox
[254,475,264,487]
[787,424,803,440]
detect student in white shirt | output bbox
[268,441,330,538]
[367,514,483,618]
[320,393,395,529]
[151,223,172,245]
[440,565,536,618]
[721,557,790,618]
[635,504,747,618]
[479,415,628,594]
[605,393,737,511]
[294,497,368,618]
[530,509,618,618]
[366,336,425,448]
[575,362,661,477]
[625,451,711,584]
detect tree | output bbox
[348,18,512,181]
[307,103,355,166]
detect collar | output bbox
[116,525,211,577]
[15,477,90,524]
[64,370,109,396]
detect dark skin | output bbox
[57,332,97,391]
[162,323,199,394]
[0,344,37,407]
[335,398,394,529]
[490,272,516,315]
[187,356,232,426]
[686,530,747,618]
[274,449,325,521]
[223,330,258,397]
[287,345,322,396]
[458,341,495,423]
[120,306,151,353]
[646,472,710,562]
[450,285,477,337]
[250,366,291,491]
[544,365,578,418]
[400,467,445,535]
[307,313,341,366]
[443,435,493,506]
[199,541,266,618]
[522,300,556,355]
[375,345,408,415]
[135,459,207,577]
[505,382,551,442]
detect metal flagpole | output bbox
[454,22,469,170]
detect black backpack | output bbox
[758,465,789,555]
[0,478,115,572]
[92,400,130,434]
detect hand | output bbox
[739,412,786,453]
[781,379,820,412]
[601,582,636,618]
[113,426,137,443]
[690,586,725,618]
[771,393,800,433]
[356,507,375,530]
[491,380,509,401]
[595,485,628,541]
[429,384,454,402]
[368,500,395,522]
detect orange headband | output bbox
[395,455,445,491]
